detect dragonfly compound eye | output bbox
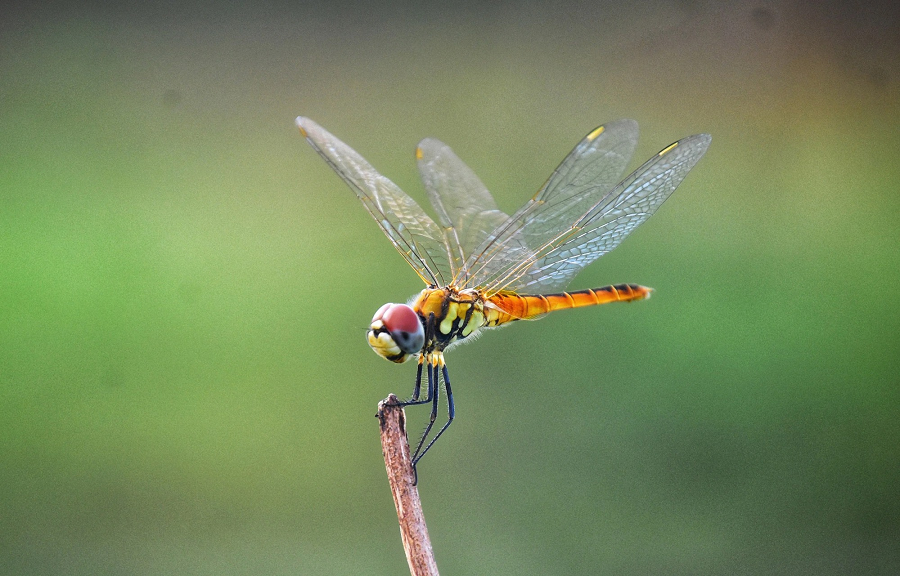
[367,303,425,361]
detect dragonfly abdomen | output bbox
[486,284,652,325]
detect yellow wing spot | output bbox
[295,118,308,137]
[659,142,679,156]
[416,147,424,160]
[587,126,605,141]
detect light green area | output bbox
[2,3,898,575]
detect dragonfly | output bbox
[296,116,710,481]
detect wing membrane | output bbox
[462,120,642,291]
[296,117,450,286]
[469,129,710,294]
[416,138,510,285]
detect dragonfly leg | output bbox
[410,359,440,462]
[411,357,424,401]
[396,356,433,407]
[411,363,454,469]
[398,313,436,406]
[386,355,435,485]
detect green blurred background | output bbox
[2,1,898,574]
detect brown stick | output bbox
[377,394,440,576]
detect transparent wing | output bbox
[470,131,711,294]
[461,120,641,291]
[296,117,451,286]
[415,138,510,285]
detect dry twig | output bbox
[377,394,439,576]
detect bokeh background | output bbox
[2,1,898,574]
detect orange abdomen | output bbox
[485,284,653,326]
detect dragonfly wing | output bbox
[462,120,640,291]
[519,134,713,292]
[480,132,712,294]
[297,117,451,286]
[416,138,510,284]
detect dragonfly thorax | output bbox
[412,287,489,351]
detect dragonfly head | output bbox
[367,303,425,363]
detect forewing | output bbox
[462,120,640,290]
[416,138,510,283]
[297,117,451,286]
[480,133,712,294]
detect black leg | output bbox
[397,356,433,407]
[411,360,440,464]
[412,363,454,468]
[411,358,424,401]
[399,313,434,407]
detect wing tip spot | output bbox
[587,126,605,141]
[659,142,679,156]
[415,147,424,160]
[295,117,308,137]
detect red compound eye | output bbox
[371,303,424,355]
[382,304,420,335]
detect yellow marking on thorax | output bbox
[462,309,484,336]
[412,287,488,340]
[414,288,448,318]
[440,301,460,335]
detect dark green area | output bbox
[2,2,898,574]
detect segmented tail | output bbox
[485,284,652,326]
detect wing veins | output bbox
[309,142,442,285]
[297,117,452,287]
[461,121,641,290]
[476,133,711,294]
